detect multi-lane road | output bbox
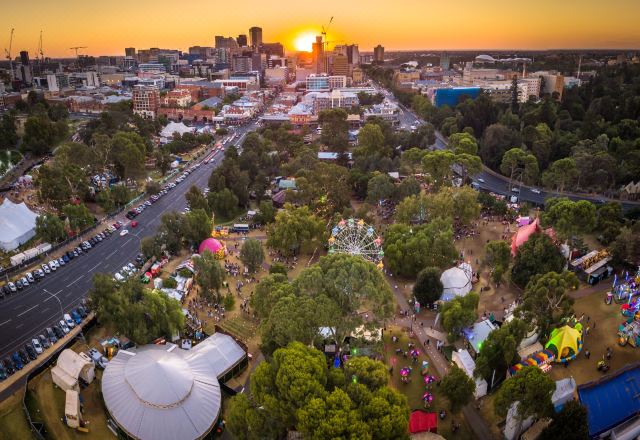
[386,88,640,211]
[0,123,256,362]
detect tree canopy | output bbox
[413,267,443,305]
[440,365,476,412]
[267,204,325,256]
[494,366,555,421]
[511,233,564,287]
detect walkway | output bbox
[390,284,496,440]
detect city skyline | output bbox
[2,0,640,58]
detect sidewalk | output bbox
[390,284,496,440]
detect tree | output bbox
[193,250,225,302]
[208,188,239,221]
[518,271,579,339]
[186,185,211,215]
[62,203,94,232]
[319,108,349,152]
[612,223,640,266]
[140,236,161,259]
[240,239,265,273]
[450,186,481,225]
[485,240,511,284]
[494,366,555,421]
[111,131,146,180]
[440,365,475,412]
[366,173,395,203]
[383,219,458,276]
[267,204,325,256]
[511,233,565,287]
[269,262,288,276]
[155,149,172,176]
[595,202,624,244]
[251,273,295,319]
[157,211,185,254]
[413,267,443,305]
[500,148,539,185]
[542,158,578,193]
[449,132,478,155]
[344,357,389,390]
[440,293,479,339]
[35,214,66,243]
[89,274,184,345]
[480,124,522,170]
[454,152,483,183]
[0,113,18,149]
[256,200,276,224]
[422,150,455,188]
[540,400,589,440]
[184,208,212,245]
[355,123,388,159]
[542,198,596,241]
[395,194,430,224]
[393,176,421,201]
[22,116,67,155]
[474,319,527,383]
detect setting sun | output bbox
[293,32,317,52]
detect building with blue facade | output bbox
[434,87,481,108]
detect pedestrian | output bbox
[593,321,596,329]
[585,349,591,359]
[426,338,430,346]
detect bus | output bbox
[232,224,250,233]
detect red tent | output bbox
[510,218,556,256]
[409,410,438,434]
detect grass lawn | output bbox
[0,389,32,440]
[383,326,474,439]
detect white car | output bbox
[49,260,57,271]
[511,187,520,193]
[58,257,65,266]
[531,188,541,194]
[114,272,125,282]
[122,265,132,276]
[31,338,43,354]
[120,229,129,236]
[59,320,70,334]
[42,263,51,274]
[64,313,76,329]
[477,178,485,183]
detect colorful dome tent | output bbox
[510,218,556,256]
[198,238,225,259]
[545,325,583,363]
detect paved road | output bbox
[0,123,256,361]
[379,86,640,212]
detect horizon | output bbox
[2,0,640,58]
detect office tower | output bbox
[332,54,349,76]
[125,47,136,58]
[374,45,384,63]
[232,55,253,73]
[20,51,30,65]
[440,52,450,70]
[215,36,238,49]
[237,34,248,47]
[249,27,262,49]
[132,85,160,119]
[260,42,284,58]
[312,36,325,74]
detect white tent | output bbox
[440,262,473,301]
[51,349,95,392]
[0,200,38,251]
[452,349,488,398]
[160,121,195,140]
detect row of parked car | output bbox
[114,254,146,282]
[0,305,90,380]
[0,227,117,298]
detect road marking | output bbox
[66,275,84,287]
[0,319,11,327]
[15,323,23,329]
[121,238,132,248]
[106,249,118,259]
[17,304,39,317]
[41,307,50,313]
[88,262,102,271]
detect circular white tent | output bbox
[440,262,473,301]
[102,334,246,440]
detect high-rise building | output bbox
[312,36,325,74]
[125,47,136,58]
[440,52,450,70]
[232,55,253,73]
[189,46,214,59]
[249,27,263,49]
[374,45,384,63]
[237,34,248,47]
[260,42,284,58]
[332,54,349,77]
[215,36,239,49]
[132,85,160,119]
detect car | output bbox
[15,280,23,290]
[531,188,541,194]
[2,285,10,296]
[11,352,23,370]
[71,311,82,325]
[18,349,30,364]
[59,320,70,334]
[511,187,520,193]
[28,340,41,357]
[89,238,96,245]
[145,200,152,206]
[20,277,29,287]
[0,363,7,381]
[49,260,57,271]
[131,221,138,228]
[76,306,88,319]
[122,265,132,276]
[25,344,38,360]
[7,282,16,292]
[120,229,129,236]
[113,222,121,229]
[42,263,51,274]
[62,254,70,263]
[38,334,51,349]
[3,358,15,375]
[127,263,137,272]
[88,348,109,369]
[26,272,35,283]
[52,325,64,340]
[35,269,45,279]
[114,272,125,282]
[66,251,75,260]
[58,257,65,266]
[64,313,76,329]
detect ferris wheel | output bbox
[328,218,384,265]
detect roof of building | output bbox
[102,333,245,440]
[160,121,195,138]
[578,362,640,437]
[409,410,438,434]
[464,319,496,353]
[196,97,222,108]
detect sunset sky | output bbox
[3,0,640,57]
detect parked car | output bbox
[0,363,7,380]
[1,285,9,296]
[131,221,138,228]
[3,358,15,375]
[35,269,45,279]
[20,277,29,287]
[52,325,64,340]
[76,306,87,318]
[26,272,35,283]
[59,320,70,334]
[7,282,16,292]
[38,334,51,349]
[531,188,541,194]
[49,260,57,271]
[58,257,65,266]
[62,254,70,263]
[11,353,23,370]
[66,251,75,260]
[114,272,125,282]
[71,310,82,325]
[64,313,76,329]
[15,279,23,290]
[25,344,38,360]
[120,229,129,236]
[45,327,57,344]
[18,349,30,364]
[31,338,43,354]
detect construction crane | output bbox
[37,30,44,63]
[321,16,334,52]
[5,28,14,81]
[70,46,87,70]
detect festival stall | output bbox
[607,267,640,304]
[463,319,496,356]
[509,349,555,376]
[570,250,613,285]
[545,325,583,363]
[452,349,488,398]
